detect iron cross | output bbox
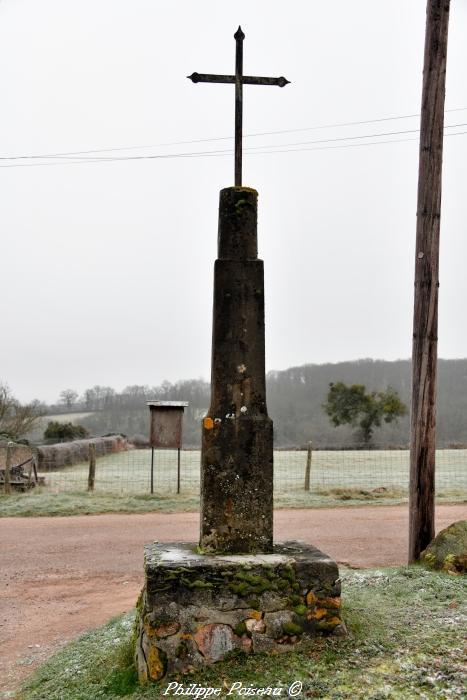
[188,27,290,187]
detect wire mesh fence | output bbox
[2,441,466,501]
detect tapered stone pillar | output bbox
[200,186,273,553]
[134,187,345,684]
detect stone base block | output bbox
[135,541,344,683]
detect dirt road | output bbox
[0,504,465,694]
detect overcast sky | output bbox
[1,0,466,404]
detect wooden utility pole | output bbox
[409,0,450,563]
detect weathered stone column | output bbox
[200,186,273,553]
[134,187,345,684]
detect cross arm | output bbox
[188,72,290,87]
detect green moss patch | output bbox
[421,520,467,574]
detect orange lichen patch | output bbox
[154,622,180,638]
[320,596,341,609]
[308,607,327,620]
[144,622,157,638]
[316,616,342,631]
[203,417,214,430]
[249,610,263,620]
[326,616,341,626]
[180,633,193,640]
[306,591,317,606]
[147,645,165,681]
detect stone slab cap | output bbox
[144,540,339,589]
[146,540,336,564]
[147,401,189,407]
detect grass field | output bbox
[37,448,467,497]
[1,448,465,517]
[18,566,467,699]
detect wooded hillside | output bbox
[62,358,467,447]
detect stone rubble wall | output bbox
[135,542,345,683]
[37,435,128,471]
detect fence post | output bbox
[304,441,312,491]
[4,442,12,495]
[87,443,96,492]
[177,448,181,494]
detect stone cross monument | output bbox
[134,29,343,684]
[188,26,289,187]
[188,26,289,553]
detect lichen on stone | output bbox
[421,520,467,574]
[147,645,167,681]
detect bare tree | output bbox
[59,389,79,410]
[81,385,115,411]
[0,383,44,439]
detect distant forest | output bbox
[43,358,467,448]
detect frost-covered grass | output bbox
[18,567,467,699]
[0,489,198,517]
[33,448,467,496]
[1,485,465,518]
[2,447,464,517]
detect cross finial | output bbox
[234,26,245,41]
[188,28,290,186]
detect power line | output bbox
[35,125,445,160]
[2,128,467,169]
[241,122,467,152]
[1,106,467,162]
[41,121,467,162]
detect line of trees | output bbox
[34,357,467,448]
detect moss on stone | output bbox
[282,622,303,636]
[289,594,304,606]
[234,621,248,637]
[281,565,296,583]
[232,186,258,195]
[135,591,144,614]
[228,570,280,597]
[229,581,250,596]
[184,579,213,589]
[276,578,289,591]
[293,604,307,617]
[421,520,467,574]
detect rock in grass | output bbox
[421,520,467,574]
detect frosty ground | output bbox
[0,504,465,697]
